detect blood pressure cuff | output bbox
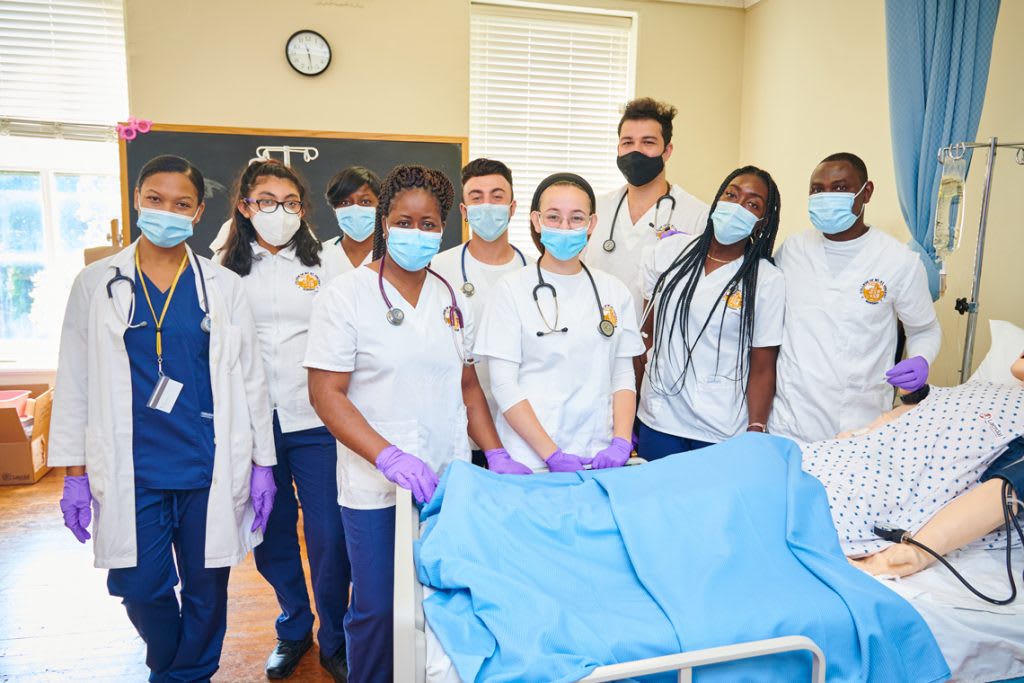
[980,436,1024,497]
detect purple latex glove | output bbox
[484,448,532,475]
[59,474,92,543]
[376,446,439,504]
[250,465,277,533]
[544,448,594,473]
[591,437,632,470]
[659,229,682,240]
[885,355,929,391]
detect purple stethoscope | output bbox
[377,253,475,365]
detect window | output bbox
[0,0,127,368]
[469,1,636,251]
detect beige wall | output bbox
[739,0,1024,385]
[124,0,744,202]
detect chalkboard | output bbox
[120,124,468,254]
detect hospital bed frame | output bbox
[393,487,826,682]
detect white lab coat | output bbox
[585,183,709,323]
[638,233,786,443]
[475,266,645,468]
[303,267,473,509]
[321,237,373,282]
[49,240,276,569]
[769,228,942,443]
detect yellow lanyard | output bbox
[135,248,189,376]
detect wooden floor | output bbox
[0,470,337,682]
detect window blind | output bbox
[470,2,636,250]
[0,0,127,131]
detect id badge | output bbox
[147,375,183,413]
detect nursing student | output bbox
[321,165,380,279]
[636,166,785,460]
[217,159,350,682]
[585,97,709,321]
[51,155,276,682]
[770,152,941,443]
[430,158,534,470]
[475,173,645,471]
[304,165,507,682]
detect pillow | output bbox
[969,319,1024,385]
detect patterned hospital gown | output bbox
[801,382,1024,556]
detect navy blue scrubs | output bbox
[107,264,230,683]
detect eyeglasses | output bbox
[533,210,591,230]
[244,198,303,214]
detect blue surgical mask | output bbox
[466,203,511,242]
[335,205,376,242]
[711,202,760,245]
[386,226,442,271]
[808,183,867,235]
[540,226,588,261]
[137,207,195,248]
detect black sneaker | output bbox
[319,648,349,683]
[265,632,313,680]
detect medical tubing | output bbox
[899,479,1021,606]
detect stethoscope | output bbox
[460,241,527,297]
[107,247,212,333]
[532,261,616,338]
[602,184,677,253]
[378,253,475,365]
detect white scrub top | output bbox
[638,234,785,443]
[321,237,373,282]
[584,183,709,323]
[769,228,941,443]
[475,265,645,468]
[303,266,473,509]
[237,242,326,434]
[431,241,534,445]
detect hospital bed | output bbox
[392,486,827,683]
[394,483,1024,683]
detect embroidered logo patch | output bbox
[725,290,743,310]
[295,272,320,292]
[861,279,887,304]
[602,305,618,327]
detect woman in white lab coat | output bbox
[217,159,349,680]
[475,173,645,472]
[321,165,381,280]
[636,165,785,460]
[304,164,506,683]
[50,155,276,682]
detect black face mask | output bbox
[616,150,665,187]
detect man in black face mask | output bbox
[585,97,709,322]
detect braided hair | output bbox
[648,165,781,397]
[220,159,322,276]
[372,165,455,261]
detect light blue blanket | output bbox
[417,433,950,683]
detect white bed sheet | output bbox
[874,546,1024,683]
[422,547,1024,683]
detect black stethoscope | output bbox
[602,185,677,253]
[107,247,212,333]
[532,261,616,338]
[460,241,527,297]
[377,253,474,365]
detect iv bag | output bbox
[933,157,966,259]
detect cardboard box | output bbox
[0,383,52,485]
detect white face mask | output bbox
[251,209,302,247]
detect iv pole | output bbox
[936,137,1024,383]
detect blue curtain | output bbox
[885,0,1000,299]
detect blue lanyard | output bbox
[460,241,527,297]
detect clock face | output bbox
[286,30,331,76]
